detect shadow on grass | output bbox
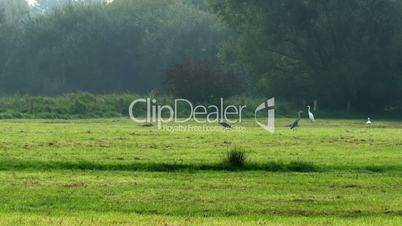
[0,160,320,173]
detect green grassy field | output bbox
[0,118,401,225]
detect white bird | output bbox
[307,105,315,121]
[366,117,372,127]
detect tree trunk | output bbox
[313,100,318,112]
[346,101,351,113]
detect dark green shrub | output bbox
[102,111,122,118]
[0,113,13,119]
[163,60,243,102]
[224,147,247,168]
[11,112,24,119]
[70,99,87,114]
[35,112,59,119]
[0,111,26,119]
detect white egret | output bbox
[366,117,372,127]
[307,105,315,121]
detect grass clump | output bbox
[224,147,247,169]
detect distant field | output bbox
[0,118,401,225]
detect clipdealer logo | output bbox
[129,97,275,133]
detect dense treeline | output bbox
[210,0,402,113]
[1,0,402,114]
[0,0,226,94]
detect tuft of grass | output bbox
[224,147,247,168]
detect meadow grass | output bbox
[0,118,401,225]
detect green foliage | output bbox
[0,0,30,24]
[0,92,375,120]
[163,60,243,101]
[211,0,402,112]
[2,0,402,115]
[0,92,133,118]
[0,111,26,119]
[0,93,331,119]
[0,0,227,95]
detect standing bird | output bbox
[307,105,315,121]
[366,117,372,127]
[219,121,232,129]
[290,111,303,130]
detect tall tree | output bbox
[0,0,29,24]
[0,0,30,93]
[211,0,402,112]
[0,0,227,95]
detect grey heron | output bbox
[290,111,303,130]
[219,122,232,129]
